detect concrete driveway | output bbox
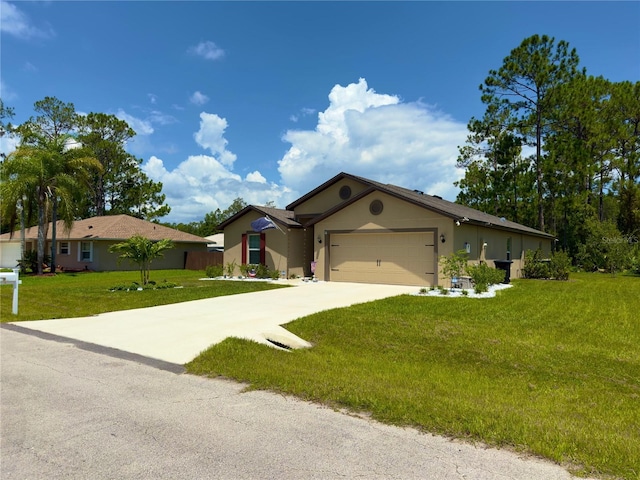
[7,280,416,365]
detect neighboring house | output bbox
[205,233,224,252]
[221,172,554,286]
[0,214,209,271]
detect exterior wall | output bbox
[223,211,303,278]
[292,178,370,217]
[313,191,451,284]
[451,224,552,280]
[24,240,206,271]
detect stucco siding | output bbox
[223,210,302,277]
[292,178,369,216]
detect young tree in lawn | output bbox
[108,235,174,286]
[478,34,582,231]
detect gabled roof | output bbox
[299,172,553,239]
[0,215,209,243]
[285,172,371,210]
[218,205,302,230]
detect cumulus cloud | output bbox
[142,155,288,223]
[278,78,467,200]
[190,91,210,106]
[193,112,237,167]
[142,78,468,224]
[0,0,54,40]
[188,40,225,61]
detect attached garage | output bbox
[328,230,436,286]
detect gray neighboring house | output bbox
[0,214,209,271]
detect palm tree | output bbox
[108,235,175,285]
[0,139,101,274]
[2,97,102,274]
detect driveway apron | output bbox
[8,281,415,365]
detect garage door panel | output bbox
[329,232,435,286]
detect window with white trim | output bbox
[248,234,261,264]
[78,241,93,262]
[59,241,70,255]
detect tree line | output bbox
[456,34,639,272]
[0,96,170,274]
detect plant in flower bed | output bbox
[109,280,178,291]
[466,262,506,293]
[239,263,280,280]
[205,264,224,278]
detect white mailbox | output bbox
[0,268,21,315]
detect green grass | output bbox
[0,269,285,321]
[186,272,640,480]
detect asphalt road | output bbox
[1,327,587,480]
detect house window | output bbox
[78,241,93,262]
[59,241,70,255]
[248,234,261,264]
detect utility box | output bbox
[493,260,513,284]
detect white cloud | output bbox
[148,93,158,104]
[278,78,467,201]
[142,155,289,223]
[142,79,468,224]
[190,91,210,106]
[246,171,266,184]
[116,109,154,136]
[290,107,316,123]
[188,41,225,61]
[0,0,54,40]
[193,112,237,167]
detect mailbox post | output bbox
[1,268,21,315]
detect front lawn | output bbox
[186,272,640,480]
[0,269,285,322]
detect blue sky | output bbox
[2,1,639,223]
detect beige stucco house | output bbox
[0,214,209,271]
[221,172,554,287]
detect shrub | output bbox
[239,264,279,279]
[467,262,505,293]
[18,250,51,274]
[205,264,224,278]
[522,249,550,279]
[440,249,469,286]
[549,251,571,280]
[224,260,238,277]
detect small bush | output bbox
[467,262,505,293]
[239,264,279,279]
[549,251,571,280]
[522,249,550,279]
[225,260,238,277]
[109,280,177,291]
[205,264,224,278]
[440,249,469,286]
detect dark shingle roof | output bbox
[302,172,553,238]
[218,205,302,230]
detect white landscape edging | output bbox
[415,283,513,299]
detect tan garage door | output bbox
[329,232,435,286]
